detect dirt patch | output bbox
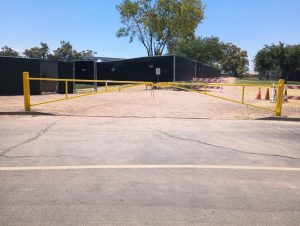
[0,78,299,120]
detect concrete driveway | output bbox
[0,114,300,225]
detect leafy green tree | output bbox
[254,42,300,78]
[285,44,300,75]
[116,0,204,56]
[23,42,50,59]
[254,45,274,74]
[221,43,249,76]
[169,37,249,76]
[49,41,74,60]
[49,41,97,60]
[0,46,19,57]
[73,50,97,60]
[169,36,225,66]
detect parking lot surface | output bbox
[1,113,300,225]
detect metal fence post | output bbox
[275,79,285,116]
[23,72,31,111]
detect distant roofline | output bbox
[84,56,125,62]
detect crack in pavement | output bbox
[54,114,210,120]
[151,128,300,161]
[1,154,92,159]
[0,121,57,156]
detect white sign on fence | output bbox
[156,68,161,75]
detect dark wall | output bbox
[40,61,58,78]
[284,69,300,82]
[196,62,203,77]
[295,70,300,81]
[199,64,221,78]
[0,56,221,96]
[58,61,74,94]
[74,61,95,80]
[97,55,220,82]
[97,56,174,82]
[0,57,41,95]
[175,56,196,81]
[175,57,221,80]
[40,61,58,93]
[0,57,75,95]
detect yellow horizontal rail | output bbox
[161,82,277,87]
[29,77,152,85]
[23,73,284,116]
[171,85,276,113]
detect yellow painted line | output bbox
[0,165,299,171]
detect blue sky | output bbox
[0,0,299,72]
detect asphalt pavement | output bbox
[0,115,300,225]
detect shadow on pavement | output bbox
[0,112,55,116]
[256,116,300,122]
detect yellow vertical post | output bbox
[65,81,68,99]
[275,79,285,116]
[242,85,245,104]
[204,83,207,94]
[23,72,31,111]
[105,81,108,91]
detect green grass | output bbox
[236,78,300,85]
[235,78,276,84]
[74,83,101,89]
[286,81,300,85]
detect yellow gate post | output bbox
[275,79,285,116]
[65,81,68,99]
[241,85,245,104]
[23,72,31,111]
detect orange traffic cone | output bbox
[283,89,288,102]
[265,88,270,100]
[256,88,262,100]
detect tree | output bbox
[221,43,249,76]
[254,42,300,78]
[116,0,205,56]
[49,41,74,60]
[285,45,300,75]
[169,36,225,66]
[0,46,19,57]
[254,45,274,74]
[23,42,50,59]
[73,50,97,60]
[49,41,97,60]
[169,36,249,76]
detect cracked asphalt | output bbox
[0,114,300,225]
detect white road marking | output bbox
[0,165,300,171]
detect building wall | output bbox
[97,55,220,82]
[57,61,74,94]
[74,61,95,80]
[0,57,74,95]
[0,57,41,95]
[97,55,174,82]
[40,60,59,93]
[0,55,221,95]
